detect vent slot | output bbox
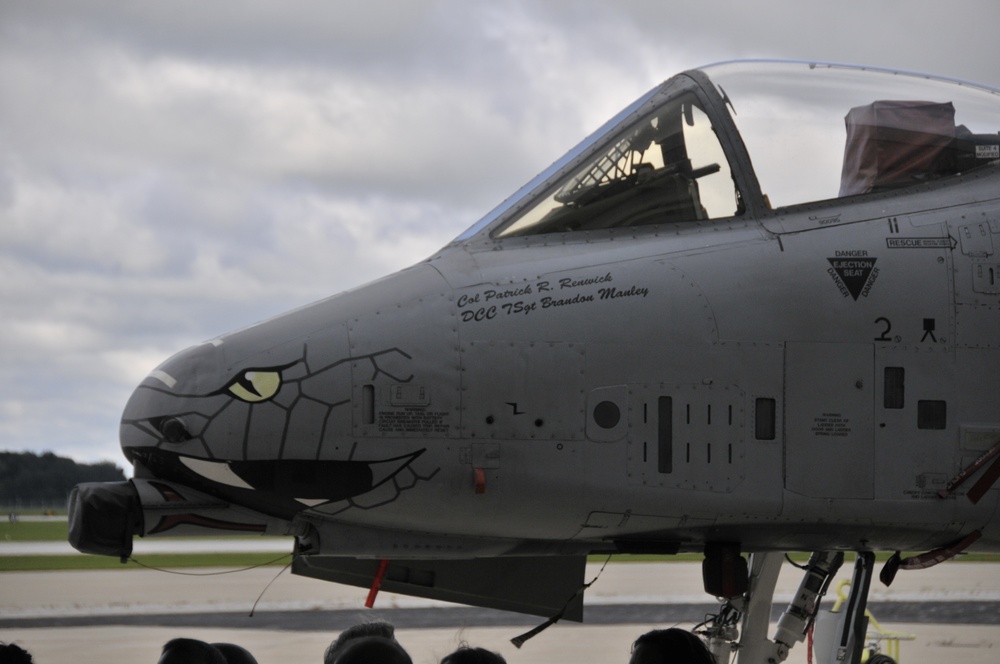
[658,397,673,474]
[755,398,776,440]
[884,367,905,409]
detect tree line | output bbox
[0,450,125,507]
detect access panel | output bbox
[785,342,874,499]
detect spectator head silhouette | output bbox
[325,621,409,664]
[628,628,715,664]
[157,638,227,664]
[440,644,506,664]
[0,642,34,664]
[329,636,412,664]
[212,642,259,664]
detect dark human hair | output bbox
[331,636,412,664]
[0,642,34,664]
[158,638,228,664]
[441,645,507,664]
[211,642,259,664]
[629,628,715,664]
[324,621,399,664]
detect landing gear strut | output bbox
[699,551,876,664]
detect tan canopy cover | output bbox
[839,100,956,196]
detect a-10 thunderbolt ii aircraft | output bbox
[70,60,1000,664]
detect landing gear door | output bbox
[785,342,874,499]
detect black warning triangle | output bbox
[828,257,877,300]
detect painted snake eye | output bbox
[226,370,282,403]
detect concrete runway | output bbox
[1,561,998,664]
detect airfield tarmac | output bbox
[1,560,998,664]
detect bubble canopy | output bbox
[456,60,1000,242]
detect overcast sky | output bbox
[2,0,998,468]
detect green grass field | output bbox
[1,552,295,571]
[0,519,295,571]
[3,519,997,572]
[2,520,73,541]
[0,520,276,543]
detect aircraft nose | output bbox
[119,341,226,456]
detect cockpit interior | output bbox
[461,60,1000,242]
